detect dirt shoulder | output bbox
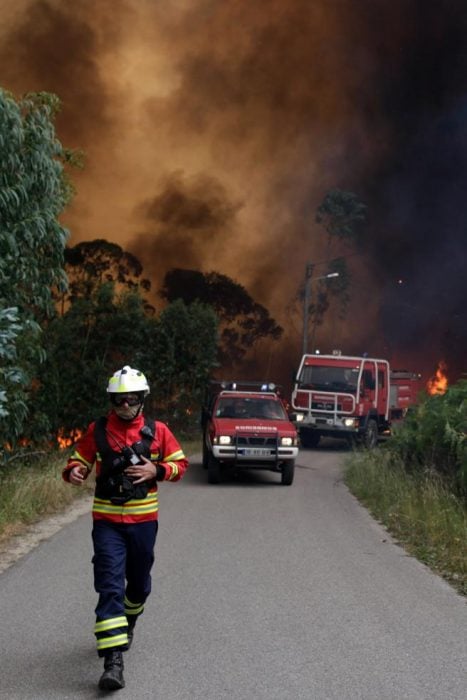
[0,495,93,574]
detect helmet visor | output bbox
[109,392,144,407]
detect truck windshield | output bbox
[215,397,287,420]
[298,365,359,392]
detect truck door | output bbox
[361,361,376,410]
[376,361,389,419]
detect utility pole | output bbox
[301,266,339,356]
[302,263,313,356]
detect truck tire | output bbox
[299,429,320,448]
[281,460,295,486]
[363,419,378,449]
[207,454,221,484]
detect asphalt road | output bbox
[0,442,465,700]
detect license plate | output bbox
[241,448,272,457]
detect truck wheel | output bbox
[300,430,320,448]
[281,460,295,486]
[363,419,378,449]
[207,454,221,484]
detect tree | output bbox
[0,90,72,449]
[31,285,219,441]
[301,189,367,351]
[31,285,155,439]
[160,269,283,367]
[59,239,153,313]
[146,299,218,428]
[315,189,367,245]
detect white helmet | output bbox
[106,366,150,395]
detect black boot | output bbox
[127,617,136,650]
[98,650,125,690]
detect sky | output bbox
[1,0,466,386]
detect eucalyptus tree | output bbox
[0,90,72,448]
[31,282,157,440]
[60,239,153,313]
[302,189,367,351]
[145,299,219,428]
[160,269,282,368]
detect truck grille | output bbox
[236,436,277,446]
[311,401,342,411]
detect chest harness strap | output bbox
[94,417,157,505]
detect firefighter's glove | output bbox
[124,455,158,484]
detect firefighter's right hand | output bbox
[69,465,87,485]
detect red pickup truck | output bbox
[201,381,299,485]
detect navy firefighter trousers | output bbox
[92,519,158,656]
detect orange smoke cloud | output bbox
[0,0,432,384]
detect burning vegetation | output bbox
[426,360,448,396]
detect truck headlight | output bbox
[281,437,297,446]
[344,418,356,427]
[218,435,232,445]
[294,413,304,422]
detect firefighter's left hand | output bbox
[124,455,157,483]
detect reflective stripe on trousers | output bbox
[92,519,158,656]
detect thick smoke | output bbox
[1,0,466,384]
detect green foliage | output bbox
[0,307,28,433]
[345,451,466,595]
[146,299,218,428]
[299,188,367,350]
[388,381,467,496]
[160,268,282,367]
[0,89,71,449]
[31,286,153,438]
[31,283,218,441]
[315,188,367,243]
[59,239,152,311]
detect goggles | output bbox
[110,392,143,407]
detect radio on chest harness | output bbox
[94,416,157,505]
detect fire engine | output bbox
[290,352,422,448]
[201,381,299,485]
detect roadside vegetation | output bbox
[345,381,467,596]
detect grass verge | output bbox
[345,449,467,596]
[0,438,201,545]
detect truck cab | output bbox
[291,353,390,448]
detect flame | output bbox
[426,360,448,396]
[56,428,83,449]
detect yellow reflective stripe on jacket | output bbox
[94,616,128,633]
[165,449,184,461]
[92,494,159,516]
[70,449,93,468]
[97,634,128,651]
[165,461,180,480]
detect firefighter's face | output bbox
[110,392,144,420]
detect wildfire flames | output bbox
[56,428,83,449]
[426,360,448,395]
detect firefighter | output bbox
[63,366,189,691]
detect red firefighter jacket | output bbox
[62,411,189,524]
